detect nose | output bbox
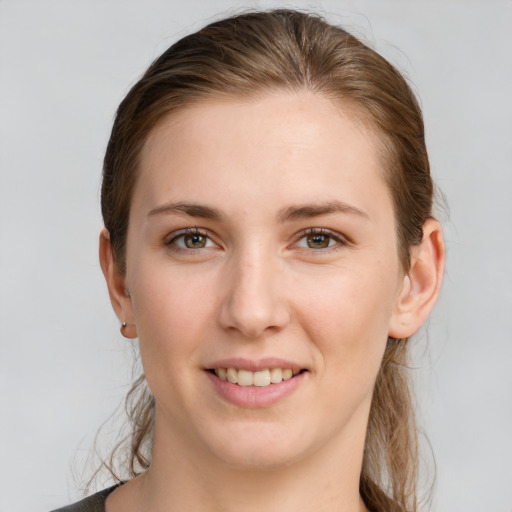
[218,251,290,339]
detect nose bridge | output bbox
[219,242,289,338]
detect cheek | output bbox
[296,265,398,372]
[128,260,216,384]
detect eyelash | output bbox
[294,228,347,253]
[164,227,347,254]
[165,227,216,253]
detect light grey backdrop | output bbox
[1,1,511,511]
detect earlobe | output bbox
[388,219,445,339]
[99,228,137,339]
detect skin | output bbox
[100,90,445,512]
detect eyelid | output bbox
[164,226,348,253]
[292,228,349,251]
[165,227,219,250]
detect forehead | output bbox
[135,90,391,221]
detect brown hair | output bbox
[100,9,433,512]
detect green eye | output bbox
[306,233,331,249]
[184,233,207,248]
[295,229,345,251]
[167,229,215,250]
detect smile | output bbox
[206,366,306,408]
[213,368,302,387]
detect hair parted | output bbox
[100,9,434,512]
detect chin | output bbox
[203,422,314,471]
[214,447,303,472]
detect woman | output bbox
[53,9,444,512]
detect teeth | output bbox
[254,370,271,387]
[226,367,238,384]
[270,368,282,383]
[214,367,301,386]
[237,369,253,386]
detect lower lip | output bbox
[205,371,306,408]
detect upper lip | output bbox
[205,357,306,372]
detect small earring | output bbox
[121,322,127,329]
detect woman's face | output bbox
[122,91,409,469]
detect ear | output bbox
[99,228,137,338]
[388,219,445,339]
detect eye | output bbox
[295,229,345,250]
[166,228,216,250]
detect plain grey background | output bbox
[1,1,511,511]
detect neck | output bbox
[131,408,370,512]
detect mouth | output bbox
[207,367,305,387]
[205,362,307,407]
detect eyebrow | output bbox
[277,201,369,223]
[148,200,369,223]
[147,201,226,221]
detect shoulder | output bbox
[49,485,120,512]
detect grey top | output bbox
[50,485,120,512]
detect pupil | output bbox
[186,234,205,248]
[308,234,329,248]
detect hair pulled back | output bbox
[101,9,433,512]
